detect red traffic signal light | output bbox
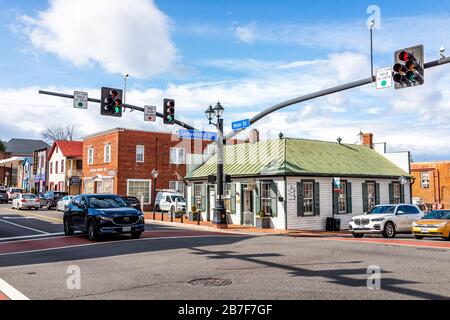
[393,45,424,89]
[163,99,175,125]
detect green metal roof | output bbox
[187,138,409,179]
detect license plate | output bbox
[421,228,429,234]
[122,227,132,232]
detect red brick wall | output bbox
[411,161,450,209]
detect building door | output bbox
[241,185,254,226]
[96,181,103,194]
[208,185,215,222]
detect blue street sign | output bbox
[179,129,217,141]
[232,119,250,131]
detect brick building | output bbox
[411,161,450,210]
[82,128,211,210]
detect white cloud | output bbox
[18,0,177,79]
[234,23,257,44]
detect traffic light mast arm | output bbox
[225,56,450,142]
[38,90,196,130]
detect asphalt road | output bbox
[0,203,449,300]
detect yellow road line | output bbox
[1,208,62,223]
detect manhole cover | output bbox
[188,278,232,287]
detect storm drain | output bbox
[188,278,232,287]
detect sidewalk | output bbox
[144,212,352,237]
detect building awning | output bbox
[0,157,26,169]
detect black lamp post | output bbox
[205,102,228,228]
[151,168,159,220]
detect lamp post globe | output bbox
[205,105,214,122]
[214,102,224,118]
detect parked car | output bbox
[0,189,9,204]
[43,191,69,210]
[349,204,424,238]
[154,191,186,216]
[121,196,141,209]
[0,185,6,191]
[12,193,40,210]
[7,188,23,201]
[57,195,74,212]
[37,194,47,208]
[412,210,450,240]
[64,194,145,241]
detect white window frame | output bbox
[338,181,347,214]
[421,172,430,189]
[393,182,401,205]
[127,179,152,204]
[136,145,145,163]
[170,148,185,164]
[88,147,94,165]
[104,144,111,163]
[169,181,185,196]
[303,182,314,216]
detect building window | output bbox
[169,181,185,196]
[367,182,376,211]
[50,162,53,174]
[421,172,430,189]
[303,181,314,216]
[55,161,59,174]
[104,144,111,163]
[338,181,347,214]
[103,178,114,194]
[84,180,94,194]
[76,160,83,170]
[61,160,64,174]
[136,145,145,163]
[261,182,272,215]
[170,148,185,164]
[393,182,401,204]
[224,184,232,214]
[88,148,94,165]
[127,179,151,204]
[194,184,203,209]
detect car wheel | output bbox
[414,236,424,240]
[352,233,364,238]
[131,232,143,239]
[382,222,396,238]
[64,217,74,236]
[87,220,98,241]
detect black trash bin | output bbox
[334,218,341,232]
[326,217,334,231]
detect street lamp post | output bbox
[205,103,228,228]
[152,168,159,220]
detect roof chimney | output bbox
[361,133,374,149]
[249,129,260,144]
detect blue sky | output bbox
[0,0,449,161]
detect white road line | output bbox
[0,234,243,257]
[0,233,65,242]
[0,278,29,300]
[0,218,49,235]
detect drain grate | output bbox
[188,278,232,287]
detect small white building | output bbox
[185,135,411,231]
[47,141,83,194]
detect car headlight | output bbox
[371,218,385,222]
[436,222,447,228]
[412,222,418,227]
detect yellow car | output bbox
[412,210,450,240]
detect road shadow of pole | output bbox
[190,248,449,300]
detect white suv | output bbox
[155,191,187,215]
[349,204,424,238]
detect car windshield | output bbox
[23,194,37,199]
[367,206,395,214]
[172,196,186,202]
[423,210,450,220]
[89,196,127,209]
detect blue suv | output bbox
[64,194,145,241]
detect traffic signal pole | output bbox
[38,90,196,130]
[225,56,450,142]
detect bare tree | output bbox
[41,125,76,143]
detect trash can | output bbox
[326,217,334,231]
[334,218,341,232]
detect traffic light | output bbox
[163,98,175,125]
[100,87,123,117]
[393,45,424,89]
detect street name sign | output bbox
[73,91,88,109]
[179,129,217,141]
[144,105,157,122]
[376,67,393,89]
[232,119,250,131]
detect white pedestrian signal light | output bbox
[393,45,424,89]
[163,99,175,125]
[100,87,123,117]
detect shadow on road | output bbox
[190,247,449,300]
